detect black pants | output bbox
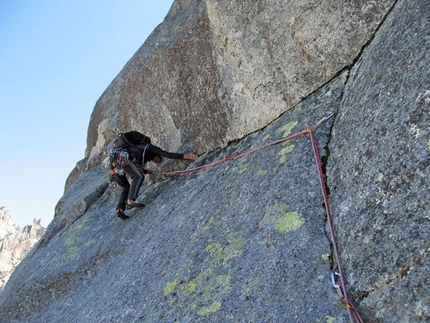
[112,161,144,211]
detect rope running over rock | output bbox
[145,112,364,322]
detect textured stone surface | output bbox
[328,0,430,321]
[0,75,348,322]
[84,0,394,168]
[1,0,428,322]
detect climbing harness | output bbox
[109,148,130,175]
[143,112,364,322]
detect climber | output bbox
[109,131,198,220]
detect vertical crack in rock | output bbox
[319,113,337,274]
[334,1,399,80]
[324,1,430,320]
[317,0,398,295]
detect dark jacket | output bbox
[114,131,184,166]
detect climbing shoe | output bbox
[126,202,145,210]
[116,210,130,220]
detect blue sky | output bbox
[0,1,174,228]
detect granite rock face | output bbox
[328,0,430,320]
[1,75,348,322]
[1,0,429,322]
[84,0,394,168]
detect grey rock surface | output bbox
[0,0,429,322]
[328,0,430,321]
[84,0,394,168]
[1,75,347,322]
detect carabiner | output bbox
[323,111,335,121]
[331,271,341,288]
[313,111,336,131]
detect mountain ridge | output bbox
[0,207,45,293]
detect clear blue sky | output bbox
[0,1,174,228]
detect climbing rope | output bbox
[144,112,335,177]
[309,129,364,323]
[144,128,311,176]
[145,112,364,322]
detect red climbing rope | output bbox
[144,112,363,322]
[309,130,364,323]
[143,129,311,176]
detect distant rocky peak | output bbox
[0,206,13,226]
[0,206,46,292]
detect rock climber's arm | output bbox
[146,145,197,160]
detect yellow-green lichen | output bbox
[179,259,193,272]
[321,254,330,261]
[263,204,305,234]
[65,235,77,247]
[237,164,248,174]
[243,278,258,294]
[85,238,97,247]
[163,234,245,316]
[164,280,177,296]
[205,242,224,265]
[205,235,245,266]
[257,169,267,176]
[326,316,336,323]
[198,301,221,316]
[202,216,214,231]
[60,216,93,262]
[278,121,298,137]
[65,246,80,260]
[377,173,384,181]
[278,144,295,164]
[275,211,304,234]
[184,279,198,295]
[413,300,428,317]
[64,227,87,249]
[68,215,91,234]
[224,238,245,261]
